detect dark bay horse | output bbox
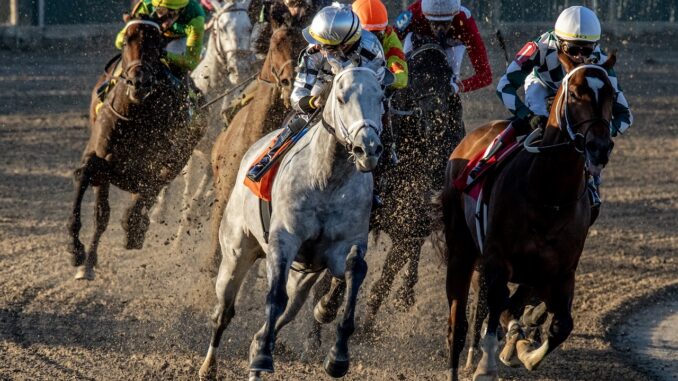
[207,17,305,273]
[68,17,204,280]
[365,39,465,322]
[438,51,617,381]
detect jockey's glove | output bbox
[298,95,319,114]
[528,114,549,130]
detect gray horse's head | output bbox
[323,67,384,172]
[214,3,254,85]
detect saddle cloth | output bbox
[453,124,524,200]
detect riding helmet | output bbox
[303,4,362,46]
[555,6,601,43]
[422,0,460,21]
[152,0,189,10]
[352,0,388,32]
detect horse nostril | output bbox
[281,78,290,87]
[352,146,365,157]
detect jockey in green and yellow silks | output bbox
[115,0,206,73]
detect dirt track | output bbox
[1,33,676,381]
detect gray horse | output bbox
[198,66,384,381]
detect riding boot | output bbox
[587,174,602,208]
[247,115,307,180]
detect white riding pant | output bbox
[165,38,187,55]
[523,71,553,117]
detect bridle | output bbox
[107,19,163,121]
[321,67,383,152]
[211,4,250,67]
[524,64,612,154]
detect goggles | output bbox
[561,41,596,58]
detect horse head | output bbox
[212,2,253,84]
[324,67,384,172]
[393,38,453,137]
[259,8,305,108]
[555,50,616,176]
[120,16,163,103]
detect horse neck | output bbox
[527,118,587,206]
[307,121,354,190]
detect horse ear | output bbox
[557,50,576,73]
[601,50,617,71]
[123,13,131,23]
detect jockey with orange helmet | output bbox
[352,0,408,90]
[395,0,492,94]
[115,0,206,74]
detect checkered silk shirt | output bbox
[496,31,633,135]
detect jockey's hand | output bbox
[528,114,548,130]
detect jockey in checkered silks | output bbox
[496,6,633,207]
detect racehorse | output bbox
[365,38,465,323]
[437,51,617,381]
[68,16,204,280]
[153,0,256,242]
[207,7,304,273]
[198,66,384,381]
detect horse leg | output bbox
[199,230,260,380]
[516,277,574,371]
[68,158,94,268]
[122,193,154,250]
[75,182,110,280]
[206,182,228,276]
[314,275,346,324]
[304,271,332,357]
[365,240,408,328]
[324,245,367,378]
[394,238,424,311]
[174,153,211,248]
[445,234,477,381]
[498,284,535,368]
[464,269,488,372]
[473,256,509,381]
[249,231,300,374]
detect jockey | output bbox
[250,0,330,59]
[246,3,386,180]
[394,0,492,95]
[115,0,205,75]
[495,6,633,206]
[496,5,632,135]
[352,0,408,90]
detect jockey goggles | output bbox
[561,40,596,58]
[155,6,180,19]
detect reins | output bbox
[524,64,612,154]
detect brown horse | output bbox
[68,17,204,280]
[207,19,305,272]
[438,51,617,381]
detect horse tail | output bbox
[430,161,456,264]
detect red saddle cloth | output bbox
[453,124,523,201]
[243,134,293,202]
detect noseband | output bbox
[524,64,612,154]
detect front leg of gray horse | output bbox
[324,245,368,378]
[249,233,300,374]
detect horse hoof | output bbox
[248,371,263,381]
[249,354,274,373]
[70,241,86,267]
[472,373,498,381]
[74,266,95,280]
[499,333,521,367]
[323,354,350,378]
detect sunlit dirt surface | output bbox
[0,34,676,380]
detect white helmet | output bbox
[422,0,460,21]
[555,6,601,43]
